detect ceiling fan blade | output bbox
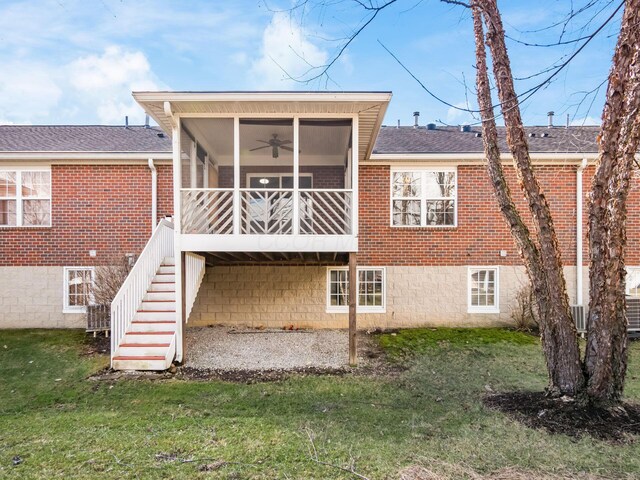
[255,139,271,145]
[250,145,271,151]
[278,140,292,145]
[280,146,294,152]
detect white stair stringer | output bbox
[112,258,177,371]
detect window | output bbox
[468,267,499,313]
[64,267,95,313]
[626,267,640,297]
[327,267,385,313]
[0,169,51,227]
[391,168,456,227]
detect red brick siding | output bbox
[0,164,173,266]
[358,164,640,266]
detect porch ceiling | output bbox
[132,91,392,161]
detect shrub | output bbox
[511,285,539,333]
[92,255,134,306]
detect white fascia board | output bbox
[0,152,173,162]
[366,152,599,164]
[133,91,393,104]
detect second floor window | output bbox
[391,168,457,227]
[0,169,51,227]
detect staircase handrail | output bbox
[110,219,174,360]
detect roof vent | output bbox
[529,132,536,138]
[124,116,129,129]
[157,132,165,138]
[547,111,554,128]
[541,132,549,138]
[427,123,436,130]
[460,125,471,133]
[413,111,420,128]
[475,132,482,138]
[144,114,150,129]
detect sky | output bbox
[0,0,623,127]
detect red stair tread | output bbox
[127,331,175,335]
[137,310,176,312]
[113,355,165,361]
[132,320,176,324]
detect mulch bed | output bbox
[484,391,640,443]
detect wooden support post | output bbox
[348,252,357,366]
[181,251,187,364]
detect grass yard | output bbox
[1,328,639,479]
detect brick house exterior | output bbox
[1,92,637,340]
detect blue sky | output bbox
[0,0,622,127]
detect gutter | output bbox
[576,158,588,306]
[148,158,158,232]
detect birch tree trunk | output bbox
[585,0,640,405]
[472,0,585,397]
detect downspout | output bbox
[576,158,588,306]
[148,158,157,232]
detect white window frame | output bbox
[63,267,95,313]
[626,267,640,297]
[390,167,457,228]
[326,266,386,313]
[468,266,500,313]
[0,168,51,228]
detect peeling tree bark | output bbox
[472,0,585,397]
[585,0,640,405]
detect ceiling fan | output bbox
[250,134,293,158]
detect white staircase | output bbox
[112,259,177,371]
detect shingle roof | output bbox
[0,123,599,156]
[0,125,172,152]
[372,125,599,155]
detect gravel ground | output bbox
[185,326,351,370]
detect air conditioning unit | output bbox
[571,305,586,333]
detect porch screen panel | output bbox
[179,118,234,234]
[299,119,352,234]
[240,119,294,234]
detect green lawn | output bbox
[0,329,639,479]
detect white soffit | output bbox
[132,91,392,161]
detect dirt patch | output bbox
[484,391,640,443]
[82,333,111,356]
[399,464,613,480]
[177,365,350,383]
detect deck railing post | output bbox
[349,251,357,366]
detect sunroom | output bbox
[134,91,392,255]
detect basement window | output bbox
[326,267,386,313]
[0,169,51,227]
[626,267,640,297]
[468,267,499,313]
[63,267,95,313]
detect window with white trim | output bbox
[626,267,640,297]
[391,168,456,227]
[64,267,95,313]
[327,267,386,313]
[468,267,499,313]
[0,169,51,227]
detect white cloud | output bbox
[446,101,474,124]
[68,46,165,123]
[571,116,600,126]
[0,46,164,124]
[251,12,329,89]
[0,60,63,123]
